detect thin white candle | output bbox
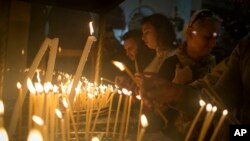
[112,61,137,83]
[0,100,4,127]
[137,114,148,141]
[136,95,143,136]
[113,90,123,138]
[9,38,50,137]
[185,100,206,141]
[198,103,212,141]
[125,92,133,137]
[69,21,96,103]
[0,127,9,141]
[210,110,228,141]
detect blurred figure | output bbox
[140,9,222,141]
[115,29,155,89]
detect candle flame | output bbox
[55,108,62,119]
[140,114,148,128]
[0,100,4,115]
[136,95,142,100]
[212,106,217,112]
[62,98,68,109]
[121,88,128,95]
[35,82,44,93]
[32,115,44,126]
[17,82,22,89]
[92,137,100,141]
[88,93,94,99]
[223,109,228,116]
[27,78,36,94]
[206,103,212,112]
[89,21,94,35]
[118,89,122,94]
[27,128,43,141]
[36,70,41,83]
[0,127,9,141]
[199,99,205,106]
[112,61,125,71]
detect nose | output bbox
[208,36,217,48]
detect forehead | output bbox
[142,22,155,31]
[124,38,137,48]
[194,19,221,34]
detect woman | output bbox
[140,13,177,78]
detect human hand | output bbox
[172,64,193,84]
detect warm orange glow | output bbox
[27,128,43,141]
[27,78,36,94]
[223,109,228,116]
[199,99,205,107]
[0,127,9,141]
[140,114,148,128]
[206,103,212,112]
[89,21,94,35]
[32,115,44,126]
[112,61,125,71]
[55,108,62,119]
[0,100,4,115]
[16,82,22,89]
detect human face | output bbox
[187,20,221,58]
[123,38,138,61]
[142,22,158,50]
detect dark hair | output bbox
[141,13,177,50]
[121,29,143,47]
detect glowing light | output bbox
[27,78,36,94]
[16,82,22,89]
[32,115,44,126]
[92,137,99,141]
[140,114,148,128]
[55,109,62,119]
[0,100,4,115]
[27,128,43,141]
[199,100,206,107]
[112,61,125,71]
[223,110,228,116]
[136,95,142,100]
[206,103,212,112]
[89,21,94,35]
[62,98,68,109]
[0,127,9,141]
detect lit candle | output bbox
[198,103,212,141]
[125,91,133,137]
[112,61,137,83]
[27,128,43,141]
[106,91,114,136]
[9,38,51,137]
[92,136,100,141]
[210,109,228,141]
[16,82,23,141]
[62,98,70,141]
[0,100,4,127]
[0,127,9,141]
[113,90,123,138]
[27,78,36,130]
[69,21,96,103]
[136,95,143,136]
[137,114,148,141]
[185,100,206,141]
[55,108,65,141]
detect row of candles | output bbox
[2,71,149,141]
[185,99,228,141]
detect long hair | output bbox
[141,13,177,50]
